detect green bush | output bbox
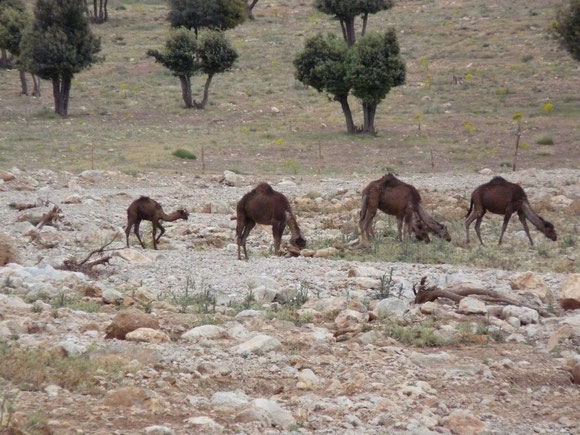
[172,148,197,159]
[536,135,554,145]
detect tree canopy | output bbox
[148,28,238,109]
[168,0,246,36]
[0,4,29,56]
[19,0,101,115]
[551,0,580,61]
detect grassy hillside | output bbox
[0,0,578,175]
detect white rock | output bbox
[234,309,263,319]
[222,170,244,187]
[58,340,87,357]
[335,309,368,329]
[144,425,175,435]
[559,274,580,310]
[182,325,226,341]
[271,106,280,113]
[211,391,250,412]
[458,297,487,315]
[375,298,408,318]
[233,334,282,354]
[0,294,31,310]
[184,416,223,431]
[114,249,156,265]
[102,288,124,304]
[479,168,493,175]
[297,369,320,390]
[126,328,170,343]
[501,305,539,325]
[247,398,295,429]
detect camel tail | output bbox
[466,199,474,218]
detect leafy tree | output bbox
[19,0,101,116]
[168,0,246,37]
[0,0,24,67]
[314,0,393,46]
[0,5,40,95]
[347,29,405,133]
[294,33,356,133]
[148,29,238,109]
[551,0,580,61]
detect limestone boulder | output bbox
[105,309,159,339]
[126,328,170,343]
[559,274,580,310]
[510,271,551,303]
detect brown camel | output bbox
[235,183,306,260]
[465,176,557,245]
[125,196,189,250]
[359,174,451,243]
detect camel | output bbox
[235,183,306,260]
[359,174,451,243]
[465,177,557,245]
[125,196,189,250]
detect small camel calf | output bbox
[465,176,557,245]
[235,183,306,260]
[359,174,451,243]
[125,196,189,250]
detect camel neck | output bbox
[286,214,302,239]
[521,202,544,230]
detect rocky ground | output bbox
[0,167,579,434]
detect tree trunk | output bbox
[338,96,356,134]
[247,0,258,20]
[363,103,377,135]
[194,73,214,109]
[93,0,98,21]
[104,0,108,21]
[362,13,368,36]
[344,17,356,46]
[0,49,9,68]
[19,70,28,95]
[98,0,104,22]
[179,76,193,108]
[52,75,72,116]
[339,20,347,42]
[32,75,41,97]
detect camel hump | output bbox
[379,173,398,187]
[254,182,275,195]
[137,195,151,201]
[489,176,508,184]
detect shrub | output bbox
[172,148,197,159]
[536,135,554,145]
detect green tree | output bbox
[148,29,238,109]
[0,5,40,95]
[19,0,101,116]
[347,29,405,134]
[294,33,356,133]
[0,0,24,67]
[551,0,580,61]
[168,0,246,37]
[314,0,393,46]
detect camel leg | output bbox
[240,221,255,260]
[125,221,133,248]
[498,212,513,245]
[155,222,166,243]
[474,211,486,246]
[518,211,534,246]
[152,219,158,250]
[360,200,378,243]
[465,208,483,244]
[396,216,404,242]
[134,220,145,249]
[272,221,285,255]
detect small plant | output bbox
[413,113,422,132]
[511,112,529,171]
[0,388,19,428]
[373,269,403,300]
[283,158,300,174]
[172,149,197,160]
[536,135,554,145]
[288,281,309,308]
[464,122,476,133]
[543,102,553,113]
[172,277,216,314]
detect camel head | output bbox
[440,224,452,242]
[176,209,189,221]
[539,217,557,241]
[291,234,307,249]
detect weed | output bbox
[383,318,448,347]
[172,276,216,314]
[373,269,404,300]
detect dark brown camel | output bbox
[465,176,557,245]
[125,196,189,250]
[235,183,306,260]
[359,174,451,243]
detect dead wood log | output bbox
[8,202,38,211]
[36,206,62,229]
[59,234,122,276]
[413,277,553,318]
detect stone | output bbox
[144,426,175,435]
[44,385,61,397]
[222,170,244,186]
[102,288,124,305]
[234,309,263,320]
[359,330,383,345]
[0,294,30,310]
[182,325,226,341]
[105,309,159,339]
[501,305,539,325]
[183,416,223,431]
[233,334,282,354]
[509,272,551,303]
[0,170,15,181]
[546,325,573,352]
[105,387,164,411]
[58,340,87,357]
[0,233,19,266]
[354,277,381,289]
[126,328,170,343]
[79,170,104,182]
[271,106,280,113]
[559,274,580,310]
[302,297,347,318]
[347,266,384,278]
[571,362,580,385]
[114,249,156,265]
[297,369,320,390]
[374,298,408,318]
[420,302,439,314]
[479,168,493,175]
[313,247,339,258]
[442,409,486,434]
[335,309,368,330]
[550,195,573,211]
[458,297,487,315]
[409,351,454,369]
[211,391,250,412]
[238,398,295,429]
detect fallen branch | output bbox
[413,277,554,318]
[37,205,62,229]
[59,233,123,276]
[8,201,38,211]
